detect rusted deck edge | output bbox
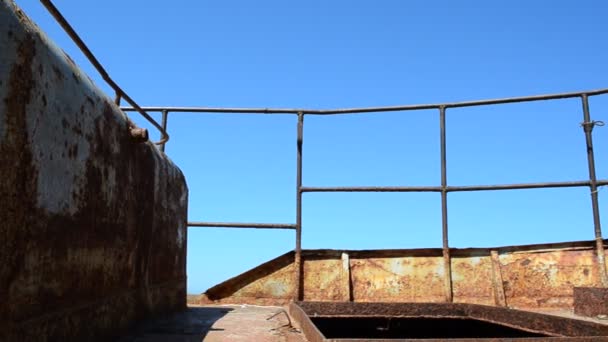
[202,239,606,306]
[290,302,608,342]
[201,251,295,303]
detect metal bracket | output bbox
[581,120,605,133]
[127,119,149,142]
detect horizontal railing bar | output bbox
[301,180,608,194]
[443,88,608,110]
[121,88,608,115]
[122,107,303,114]
[447,180,608,192]
[188,222,296,229]
[301,186,442,192]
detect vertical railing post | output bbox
[161,109,169,153]
[581,94,608,286]
[440,105,453,302]
[295,112,304,300]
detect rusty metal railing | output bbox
[124,88,608,301]
[39,0,169,145]
[37,0,608,305]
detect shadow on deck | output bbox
[117,305,306,342]
[118,307,232,342]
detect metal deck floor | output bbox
[118,304,608,342]
[118,305,307,342]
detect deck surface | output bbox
[530,308,608,324]
[118,305,307,342]
[118,304,608,341]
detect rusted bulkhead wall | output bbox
[202,240,605,310]
[0,1,188,341]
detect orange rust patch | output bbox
[452,255,494,305]
[203,242,608,311]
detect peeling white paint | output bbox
[2,2,189,337]
[177,181,188,249]
[434,259,446,277]
[176,222,186,249]
[11,19,136,215]
[27,34,98,215]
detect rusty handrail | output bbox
[298,180,608,193]
[160,90,608,301]
[39,0,169,145]
[31,0,608,306]
[121,87,608,115]
[188,222,296,229]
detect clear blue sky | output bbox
[19,1,608,294]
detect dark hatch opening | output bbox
[311,316,551,339]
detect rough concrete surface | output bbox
[119,305,307,342]
[1,0,188,340]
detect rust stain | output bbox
[202,252,295,305]
[574,287,608,317]
[500,248,599,309]
[205,242,608,311]
[351,256,445,302]
[231,262,294,300]
[291,302,608,341]
[451,254,494,305]
[490,250,507,307]
[2,2,188,339]
[303,258,347,302]
[0,34,36,323]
